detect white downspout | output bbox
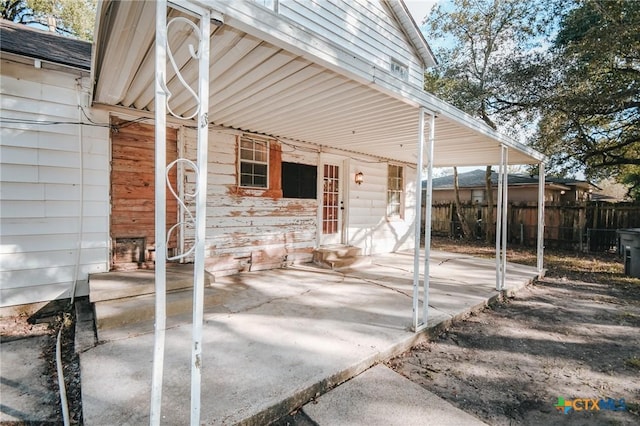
[70,81,85,305]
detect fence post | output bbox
[586,228,591,252]
[520,223,524,246]
[579,227,583,252]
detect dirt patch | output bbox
[0,307,82,425]
[388,238,640,425]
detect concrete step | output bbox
[312,245,369,270]
[89,264,211,303]
[312,245,361,261]
[329,256,371,270]
[94,286,225,339]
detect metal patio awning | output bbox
[89,2,546,424]
[92,0,544,167]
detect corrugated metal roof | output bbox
[91,0,545,168]
[0,20,91,70]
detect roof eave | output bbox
[386,0,437,68]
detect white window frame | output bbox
[251,0,278,12]
[239,136,269,189]
[390,58,409,81]
[387,164,404,219]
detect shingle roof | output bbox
[426,169,541,190]
[0,20,91,70]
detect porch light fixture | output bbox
[355,171,364,185]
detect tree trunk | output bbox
[453,167,473,238]
[485,166,494,243]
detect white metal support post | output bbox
[500,146,509,291]
[152,2,211,423]
[537,163,545,275]
[151,1,168,424]
[422,112,435,325]
[191,8,210,425]
[412,108,425,332]
[495,147,504,291]
[412,109,435,332]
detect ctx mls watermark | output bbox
[555,397,627,414]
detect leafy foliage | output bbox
[424,0,560,132]
[532,0,640,186]
[0,0,96,40]
[425,0,640,200]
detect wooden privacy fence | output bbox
[424,202,640,252]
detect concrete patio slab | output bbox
[302,364,487,425]
[80,250,539,424]
[0,336,58,423]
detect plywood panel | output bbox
[110,119,178,266]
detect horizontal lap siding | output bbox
[280,0,424,88]
[346,161,416,254]
[0,61,109,307]
[181,129,317,275]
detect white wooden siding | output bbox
[180,128,318,276]
[279,0,425,88]
[179,126,416,271]
[346,160,416,255]
[0,60,110,307]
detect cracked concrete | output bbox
[80,250,539,424]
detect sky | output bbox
[404,0,439,26]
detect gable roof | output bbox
[426,169,570,190]
[0,20,91,70]
[387,0,437,67]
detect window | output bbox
[387,164,404,218]
[390,59,408,81]
[251,0,277,11]
[282,162,317,199]
[471,189,484,203]
[239,137,269,188]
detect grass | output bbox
[430,236,638,288]
[625,357,640,369]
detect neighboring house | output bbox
[545,177,599,203]
[1,1,545,309]
[427,169,597,205]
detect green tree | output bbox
[532,0,640,196]
[1,0,96,40]
[424,0,558,239]
[1,1,29,21]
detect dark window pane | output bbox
[282,162,317,199]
